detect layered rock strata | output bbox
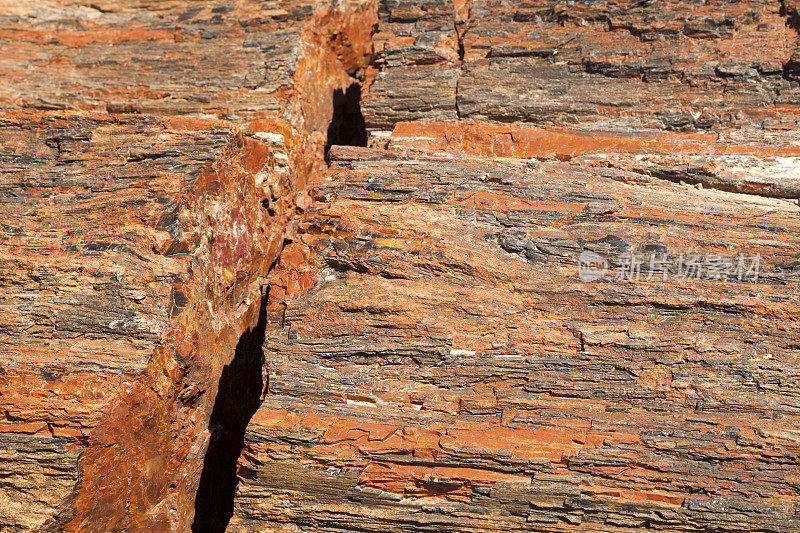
[363,0,800,135]
[0,110,284,530]
[231,143,800,532]
[3,0,800,532]
[0,0,375,530]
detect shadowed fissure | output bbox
[782,1,800,81]
[191,292,268,532]
[325,82,368,161]
[192,79,367,531]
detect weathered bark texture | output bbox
[362,0,800,134]
[0,0,376,530]
[2,0,800,532]
[229,144,800,532]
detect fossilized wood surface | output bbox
[362,0,800,135]
[0,0,377,197]
[0,0,370,122]
[0,110,283,530]
[230,145,800,532]
[389,121,800,199]
[0,0,377,530]
[3,0,800,532]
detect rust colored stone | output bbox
[362,0,800,134]
[0,1,377,530]
[4,0,800,532]
[230,145,800,532]
[389,121,800,198]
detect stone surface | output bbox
[0,0,378,192]
[0,110,282,530]
[231,144,800,532]
[0,0,376,530]
[389,121,800,198]
[4,0,800,531]
[362,0,800,135]
[0,0,357,119]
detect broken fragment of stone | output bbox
[0,0,379,529]
[360,0,463,133]
[0,0,372,120]
[0,110,294,530]
[230,145,800,532]
[362,0,800,136]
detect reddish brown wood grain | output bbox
[2,0,800,531]
[231,144,800,532]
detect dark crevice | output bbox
[191,292,268,533]
[781,1,800,81]
[454,12,465,62]
[192,18,372,532]
[781,0,800,31]
[324,83,367,162]
[454,10,465,120]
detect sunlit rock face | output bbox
[0,0,375,530]
[232,1,800,531]
[3,1,800,532]
[230,143,800,532]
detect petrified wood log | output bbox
[230,144,800,532]
[3,0,800,531]
[0,110,285,530]
[362,0,800,135]
[388,121,800,199]
[0,0,376,530]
